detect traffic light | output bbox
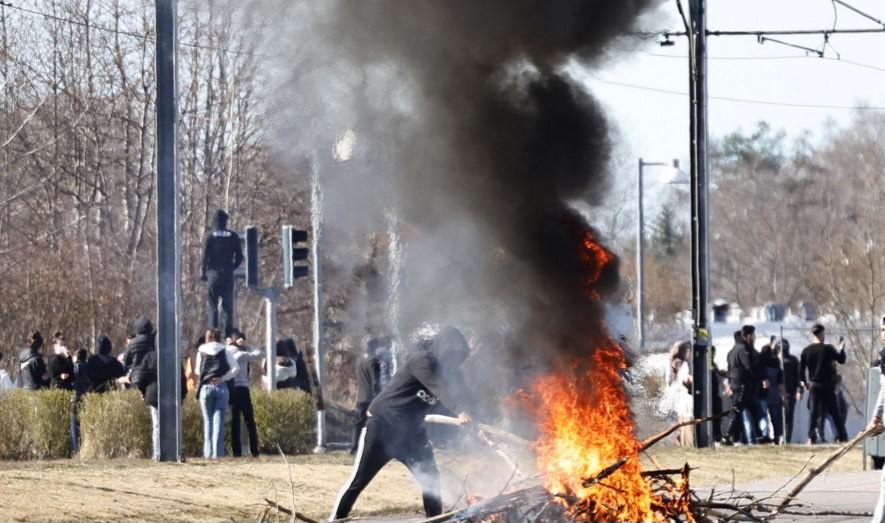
[282,225,309,288]
[243,226,259,288]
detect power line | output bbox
[0,0,264,57]
[643,51,885,73]
[833,0,885,28]
[584,75,885,111]
[650,27,885,38]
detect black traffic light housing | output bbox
[282,225,309,288]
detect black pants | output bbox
[785,394,797,443]
[351,402,370,454]
[230,386,259,457]
[207,270,234,337]
[808,383,848,443]
[332,417,442,520]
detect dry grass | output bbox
[0,444,867,522]
[642,444,865,487]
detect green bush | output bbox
[0,387,315,460]
[79,390,151,459]
[0,389,72,459]
[252,389,316,455]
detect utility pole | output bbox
[311,167,327,453]
[637,159,645,353]
[689,0,712,448]
[155,0,182,462]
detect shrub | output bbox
[182,397,203,457]
[0,389,72,459]
[79,390,151,459]
[252,389,316,454]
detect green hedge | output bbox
[0,388,315,460]
[0,389,72,459]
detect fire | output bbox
[521,230,690,522]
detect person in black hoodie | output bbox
[87,335,126,393]
[779,339,803,443]
[201,209,243,337]
[70,347,91,454]
[18,331,49,390]
[48,333,74,390]
[286,338,313,394]
[800,323,848,445]
[330,326,472,521]
[125,318,159,458]
[350,337,384,454]
[725,326,768,444]
[138,346,188,460]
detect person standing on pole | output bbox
[201,209,243,337]
[800,323,848,445]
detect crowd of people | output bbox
[0,320,313,459]
[664,323,851,446]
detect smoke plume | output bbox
[254,1,662,389]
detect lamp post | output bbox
[637,158,686,352]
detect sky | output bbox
[583,0,885,189]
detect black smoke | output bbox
[257,0,661,374]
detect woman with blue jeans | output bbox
[196,329,238,459]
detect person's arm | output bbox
[799,353,808,388]
[218,349,239,382]
[245,344,264,360]
[411,354,463,416]
[833,344,847,365]
[868,374,885,430]
[194,352,203,378]
[232,233,244,270]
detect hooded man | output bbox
[87,335,126,393]
[350,336,385,454]
[725,326,767,444]
[331,326,472,521]
[18,331,49,390]
[125,318,156,391]
[201,209,243,337]
[780,339,802,443]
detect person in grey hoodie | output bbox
[195,328,238,459]
[18,331,49,390]
[226,329,263,457]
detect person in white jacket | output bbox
[0,352,15,392]
[195,329,238,459]
[866,316,885,523]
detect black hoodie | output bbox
[87,335,126,393]
[48,351,74,390]
[201,210,243,277]
[127,319,156,391]
[18,343,49,391]
[726,336,759,388]
[368,327,469,431]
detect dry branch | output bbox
[261,499,319,523]
[770,426,880,518]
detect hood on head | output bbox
[29,331,44,351]
[432,326,470,366]
[97,335,113,355]
[212,209,229,230]
[283,338,298,357]
[134,318,153,336]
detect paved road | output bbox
[707,470,881,523]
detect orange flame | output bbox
[520,230,688,522]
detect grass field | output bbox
[0,445,867,522]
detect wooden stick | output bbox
[581,412,729,489]
[262,499,319,523]
[424,414,532,447]
[770,426,879,518]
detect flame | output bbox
[520,230,690,522]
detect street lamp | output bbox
[637,158,686,352]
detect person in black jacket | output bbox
[779,339,803,443]
[138,346,188,460]
[18,331,49,390]
[800,323,848,445]
[48,333,74,390]
[201,209,243,337]
[725,326,768,444]
[87,335,126,393]
[70,347,91,454]
[331,326,472,521]
[351,337,384,454]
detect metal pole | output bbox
[637,159,645,353]
[690,0,713,448]
[311,166,327,452]
[265,289,277,391]
[155,0,181,462]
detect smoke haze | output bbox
[251,0,663,390]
